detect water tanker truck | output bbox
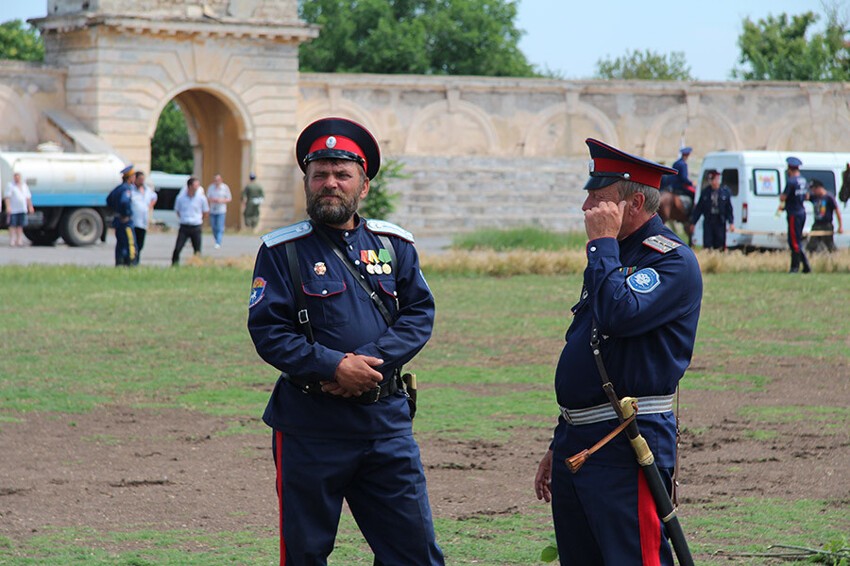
[0,151,126,246]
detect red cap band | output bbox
[593,157,663,189]
[307,135,367,172]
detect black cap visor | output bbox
[303,149,365,168]
[583,171,628,190]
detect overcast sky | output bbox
[2,0,837,81]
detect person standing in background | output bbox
[777,157,811,273]
[106,165,137,266]
[207,174,231,248]
[805,179,843,253]
[4,172,34,247]
[130,170,158,264]
[242,172,265,230]
[171,177,209,266]
[690,169,735,250]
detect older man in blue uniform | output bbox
[106,164,137,266]
[535,139,703,565]
[247,117,444,566]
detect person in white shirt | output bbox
[130,171,158,263]
[4,172,34,247]
[171,177,210,266]
[207,174,232,248]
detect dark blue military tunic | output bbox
[669,158,694,197]
[554,214,702,467]
[247,216,444,565]
[550,214,702,565]
[248,216,434,438]
[106,181,136,266]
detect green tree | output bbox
[151,101,193,174]
[299,0,536,77]
[0,19,44,62]
[594,49,693,80]
[733,10,850,81]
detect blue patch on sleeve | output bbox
[249,277,266,308]
[626,268,660,294]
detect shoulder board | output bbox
[642,234,682,254]
[365,219,414,243]
[261,221,313,248]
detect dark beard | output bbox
[306,190,360,225]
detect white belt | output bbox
[559,394,675,425]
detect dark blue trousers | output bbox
[787,213,810,272]
[113,221,137,266]
[551,445,674,566]
[702,221,727,250]
[272,431,444,566]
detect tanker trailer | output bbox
[0,152,125,246]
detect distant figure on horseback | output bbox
[659,146,696,245]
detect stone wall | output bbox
[0,62,67,152]
[4,0,850,236]
[296,74,850,234]
[46,0,299,21]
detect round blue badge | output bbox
[626,268,660,294]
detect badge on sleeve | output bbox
[249,277,267,308]
[626,268,660,294]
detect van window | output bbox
[700,168,740,196]
[753,169,780,196]
[154,188,180,211]
[800,169,836,196]
[721,169,739,196]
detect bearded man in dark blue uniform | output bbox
[534,139,703,565]
[247,117,444,566]
[106,164,137,266]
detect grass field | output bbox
[0,262,848,564]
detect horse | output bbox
[658,189,694,247]
[839,164,850,206]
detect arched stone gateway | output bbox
[1,2,849,235]
[33,0,316,229]
[151,87,252,228]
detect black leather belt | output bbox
[284,371,402,404]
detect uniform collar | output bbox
[312,214,365,240]
[620,214,663,250]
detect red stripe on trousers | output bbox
[275,430,286,566]
[638,469,662,566]
[789,216,801,252]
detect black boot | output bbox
[790,251,800,273]
[801,250,811,273]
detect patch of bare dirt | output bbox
[0,354,847,561]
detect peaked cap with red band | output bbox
[296,117,381,180]
[583,138,677,190]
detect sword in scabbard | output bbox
[577,322,696,566]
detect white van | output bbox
[695,151,850,250]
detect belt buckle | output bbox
[361,386,381,404]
